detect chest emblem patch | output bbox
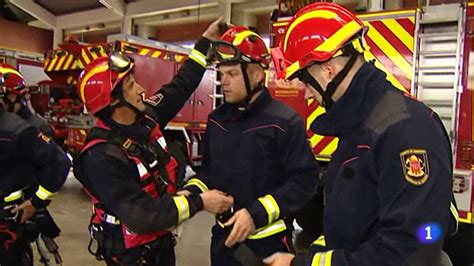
[400,149,429,186]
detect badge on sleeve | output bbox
[400,149,429,185]
[38,132,51,144]
[143,93,164,106]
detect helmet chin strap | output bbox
[2,93,24,113]
[300,53,358,111]
[110,93,144,121]
[236,63,263,111]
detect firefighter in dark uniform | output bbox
[0,65,53,138]
[73,19,234,266]
[181,26,319,266]
[265,3,459,266]
[0,64,65,264]
[0,64,70,265]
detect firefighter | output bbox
[264,3,458,266]
[0,64,53,137]
[0,64,65,265]
[0,64,70,265]
[73,18,234,266]
[181,25,319,265]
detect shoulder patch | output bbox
[400,149,429,186]
[143,93,164,107]
[38,132,51,144]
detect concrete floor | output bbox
[33,173,215,265]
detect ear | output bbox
[248,65,265,84]
[320,61,335,80]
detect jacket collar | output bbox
[310,62,390,137]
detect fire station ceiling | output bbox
[33,0,103,16]
[1,0,35,23]
[1,0,364,45]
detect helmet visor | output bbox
[208,41,242,65]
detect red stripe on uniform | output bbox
[369,20,413,64]
[365,37,411,90]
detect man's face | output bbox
[121,74,146,112]
[0,92,21,113]
[219,64,248,104]
[301,64,331,105]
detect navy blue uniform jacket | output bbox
[294,62,458,266]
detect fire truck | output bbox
[270,0,474,263]
[40,34,219,183]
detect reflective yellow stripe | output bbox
[311,250,334,266]
[257,195,280,224]
[363,21,412,78]
[189,49,207,68]
[4,190,23,202]
[173,195,190,223]
[307,105,326,131]
[324,250,334,266]
[99,48,107,57]
[319,138,339,156]
[63,54,74,70]
[47,57,58,72]
[79,63,108,102]
[382,19,414,53]
[459,212,472,224]
[247,219,286,240]
[139,49,150,56]
[314,20,361,53]
[312,253,322,266]
[35,185,54,201]
[151,51,162,58]
[2,68,24,79]
[312,235,326,247]
[81,49,91,65]
[450,202,459,233]
[310,134,325,148]
[284,10,338,51]
[183,178,209,193]
[54,53,67,71]
[233,30,259,46]
[285,61,300,79]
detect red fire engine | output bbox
[270,0,474,263]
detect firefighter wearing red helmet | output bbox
[182,25,319,265]
[0,64,53,136]
[0,64,70,265]
[73,19,234,265]
[265,3,458,266]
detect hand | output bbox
[224,208,255,247]
[11,199,37,223]
[263,252,295,266]
[200,190,233,214]
[275,78,306,90]
[176,190,191,196]
[202,17,225,41]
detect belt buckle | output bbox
[217,206,234,225]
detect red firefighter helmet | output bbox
[0,64,26,95]
[209,26,270,68]
[274,2,367,79]
[77,52,134,114]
